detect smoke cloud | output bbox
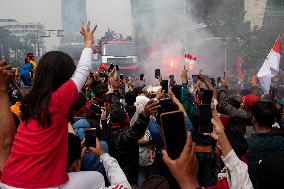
[134,0,224,81]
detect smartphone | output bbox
[116,65,119,71]
[198,104,213,134]
[160,111,187,160]
[161,80,168,93]
[155,69,161,79]
[217,77,221,84]
[85,128,96,148]
[120,74,124,81]
[202,89,213,104]
[210,78,216,86]
[140,74,144,81]
[192,75,199,84]
[169,75,175,86]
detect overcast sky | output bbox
[0,0,132,49]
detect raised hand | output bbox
[89,138,106,157]
[203,109,225,140]
[80,21,97,48]
[221,75,227,86]
[181,69,188,83]
[251,74,258,87]
[204,109,232,157]
[168,88,187,117]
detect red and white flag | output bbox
[184,51,197,65]
[257,36,281,94]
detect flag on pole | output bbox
[236,55,244,81]
[257,36,281,94]
[184,52,197,64]
[184,49,189,63]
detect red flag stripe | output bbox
[184,54,197,60]
[273,37,282,54]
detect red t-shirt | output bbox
[1,80,78,188]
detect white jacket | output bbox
[222,150,254,189]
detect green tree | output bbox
[201,0,284,72]
[0,27,24,64]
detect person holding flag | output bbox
[185,51,197,70]
[257,36,282,94]
[27,52,37,80]
[27,52,37,70]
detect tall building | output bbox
[60,0,87,60]
[130,0,154,42]
[245,0,284,27]
[263,0,284,25]
[61,0,87,33]
[245,0,267,27]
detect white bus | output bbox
[100,41,138,72]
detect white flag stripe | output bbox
[259,75,272,95]
[257,37,281,94]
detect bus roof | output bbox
[103,40,134,45]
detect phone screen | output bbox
[155,69,161,79]
[160,111,186,160]
[169,75,174,86]
[120,74,124,81]
[85,128,96,148]
[202,90,213,104]
[192,75,199,83]
[198,104,213,134]
[161,80,168,93]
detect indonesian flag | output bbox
[257,36,281,94]
[236,55,244,81]
[185,51,197,64]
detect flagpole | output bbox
[224,42,227,72]
[184,0,188,68]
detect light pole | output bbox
[224,42,228,72]
[36,24,40,59]
[36,28,64,59]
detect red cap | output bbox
[242,94,259,109]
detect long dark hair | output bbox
[21,51,76,128]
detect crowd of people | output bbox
[0,21,284,189]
